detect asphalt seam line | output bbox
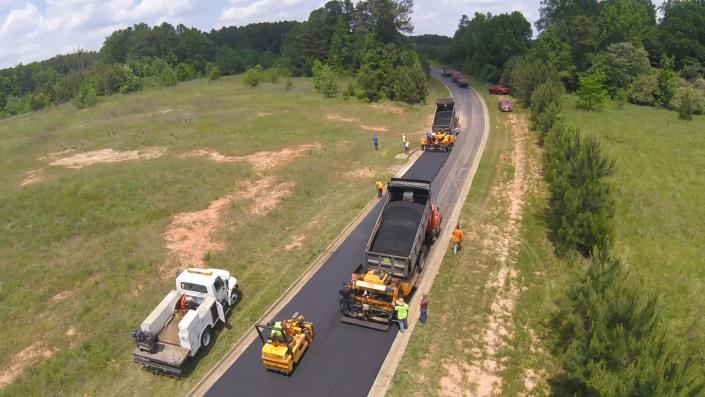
[188,145,425,396]
[367,86,491,397]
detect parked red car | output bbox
[498,98,513,112]
[489,85,511,95]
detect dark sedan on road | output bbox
[489,85,511,95]
[498,98,513,112]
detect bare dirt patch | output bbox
[359,124,389,132]
[255,112,272,117]
[49,147,166,169]
[342,167,375,179]
[65,327,78,337]
[51,290,75,302]
[20,169,43,186]
[285,234,306,251]
[326,113,356,123]
[161,176,294,277]
[371,103,406,114]
[0,342,57,389]
[183,143,320,172]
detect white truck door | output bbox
[216,302,225,323]
[212,277,228,305]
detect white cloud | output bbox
[218,0,310,26]
[0,0,203,67]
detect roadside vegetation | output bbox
[388,78,546,395]
[0,74,446,396]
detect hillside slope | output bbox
[0,75,446,396]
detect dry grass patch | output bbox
[0,343,57,390]
[359,124,389,132]
[19,169,43,186]
[342,167,375,179]
[182,143,320,172]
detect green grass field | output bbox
[0,75,446,396]
[562,97,705,340]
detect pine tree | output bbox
[327,17,354,72]
[550,257,705,395]
[576,70,609,111]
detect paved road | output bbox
[205,70,487,397]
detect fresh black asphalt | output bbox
[205,70,487,397]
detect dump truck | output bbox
[255,312,315,375]
[131,268,239,375]
[340,178,441,331]
[432,98,459,134]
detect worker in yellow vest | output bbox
[270,321,283,340]
[376,180,384,198]
[395,298,409,333]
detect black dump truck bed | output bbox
[369,201,426,257]
[432,98,456,132]
[433,110,454,128]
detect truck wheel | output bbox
[230,289,240,306]
[200,327,213,348]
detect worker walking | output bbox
[373,134,379,151]
[419,294,429,325]
[395,298,409,333]
[452,224,464,255]
[339,282,354,314]
[376,179,384,198]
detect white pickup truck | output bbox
[132,268,239,375]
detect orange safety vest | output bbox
[452,228,463,243]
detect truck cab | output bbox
[132,268,239,375]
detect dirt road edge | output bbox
[367,87,491,397]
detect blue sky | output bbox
[0,0,543,68]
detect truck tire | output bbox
[200,327,213,348]
[230,288,240,306]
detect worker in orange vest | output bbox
[452,224,463,255]
[376,180,384,198]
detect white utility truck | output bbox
[131,268,240,375]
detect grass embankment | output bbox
[0,76,446,396]
[388,78,553,396]
[562,97,705,340]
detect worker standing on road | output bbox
[395,298,409,333]
[452,224,464,255]
[339,282,354,314]
[373,134,379,151]
[376,179,384,198]
[419,294,429,325]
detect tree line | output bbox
[0,21,298,117]
[443,0,705,119]
[1,0,431,118]
[479,17,705,393]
